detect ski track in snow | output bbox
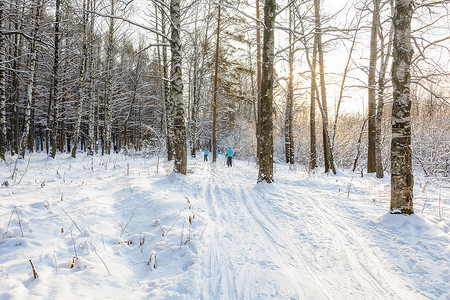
[190,161,420,300]
[1,154,448,299]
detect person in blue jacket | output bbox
[225,147,234,167]
[204,149,209,161]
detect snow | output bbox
[0,153,449,299]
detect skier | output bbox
[225,147,234,167]
[204,149,209,161]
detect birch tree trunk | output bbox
[0,2,6,160]
[50,0,61,158]
[87,0,96,156]
[212,6,220,163]
[390,0,414,214]
[103,0,115,155]
[72,0,88,158]
[10,0,24,156]
[284,6,294,167]
[367,0,380,173]
[170,0,187,174]
[375,0,394,178]
[157,4,174,161]
[257,0,276,183]
[256,0,262,165]
[314,0,336,174]
[310,29,318,170]
[19,0,41,159]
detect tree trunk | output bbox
[310,30,318,170]
[0,2,6,160]
[87,1,96,156]
[158,5,174,161]
[19,0,41,159]
[375,0,394,178]
[50,0,61,158]
[256,0,262,165]
[314,0,336,174]
[10,0,24,156]
[284,7,294,167]
[367,0,380,173]
[390,0,414,214]
[212,6,220,163]
[170,0,187,174]
[257,0,276,183]
[72,0,88,158]
[103,0,114,155]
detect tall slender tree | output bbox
[375,0,394,178]
[19,0,42,158]
[284,6,294,167]
[367,0,380,173]
[256,0,262,165]
[212,6,221,163]
[72,0,88,158]
[314,0,336,174]
[0,0,6,160]
[390,0,414,214]
[49,0,61,158]
[87,0,97,156]
[103,0,115,155]
[309,23,318,171]
[170,0,187,174]
[258,0,276,183]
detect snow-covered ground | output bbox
[0,153,449,299]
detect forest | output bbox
[0,0,449,200]
[1,0,450,297]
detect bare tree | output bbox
[375,0,394,178]
[390,0,414,214]
[314,0,336,174]
[258,0,276,183]
[256,0,262,165]
[212,6,221,163]
[49,0,62,158]
[367,0,380,173]
[284,6,294,167]
[0,0,6,160]
[19,0,42,158]
[170,0,187,174]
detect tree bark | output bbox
[170,0,187,174]
[375,0,394,178]
[0,2,6,160]
[212,6,220,163]
[72,0,88,158]
[257,0,276,183]
[87,0,96,156]
[367,0,380,173]
[284,7,294,167]
[19,0,41,159]
[390,0,414,214]
[50,0,61,158]
[158,4,174,161]
[314,0,336,174]
[310,28,318,170]
[256,0,262,165]
[103,0,114,155]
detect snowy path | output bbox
[191,161,418,299]
[1,154,448,299]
